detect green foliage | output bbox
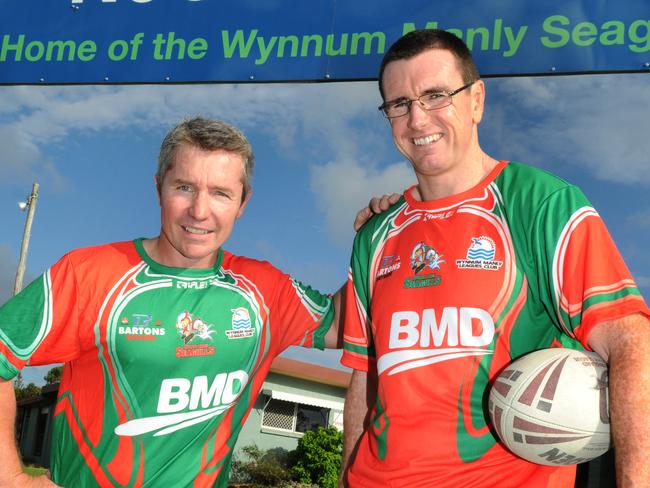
[290,427,342,488]
[230,444,292,488]
[230,428,342,488]
[14,382,41,401]
[43,365,63,385]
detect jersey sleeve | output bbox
[0,254,82,380]
[341,225,376,372]
[531,185,650,346]
[270,271,334,351]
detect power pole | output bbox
[14,182,39,295]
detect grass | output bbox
[23,465,48,477]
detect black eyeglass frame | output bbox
[378,81,476,119]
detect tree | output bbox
[290,427,342,488]
[13,371,24,391]
[13,373,42,401]
[15,382,41,401]
[230,444,292,487]
[43,365,63,385]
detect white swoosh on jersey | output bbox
[114,404,232,437]
[378,348,493,376]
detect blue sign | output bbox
[1,0,649,84]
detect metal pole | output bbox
[14,182,39,295]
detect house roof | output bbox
[16,383,59,408]
[269,357,351,388]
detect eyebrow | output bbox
[170,178,193,186]
[384,86,449,104]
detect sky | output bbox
[1,72,649,386]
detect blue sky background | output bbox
[1,73,649,385]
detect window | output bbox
[296,404,329,433]
[262,397,329,434]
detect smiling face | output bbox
[382,48,485,186]
[154,143,250,269]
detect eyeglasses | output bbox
[378,81,476,119]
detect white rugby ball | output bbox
[488,348,610,466]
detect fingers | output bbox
[353,193,401,231]
[370,193,400,213]
[353,208,373,232]
[387,192,401,205]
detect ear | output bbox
[471,79,486,125]
[155,175,162,205]
[236,188,252,219]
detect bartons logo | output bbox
[225,307,255,339]
[176,311,215,357]
[376,255,401,280]
[404,242,443,288]
[118,314,165,340]
[456,236,503,271]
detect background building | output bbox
[16,358,349,468]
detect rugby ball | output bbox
[488,348,610,466]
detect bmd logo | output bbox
[378,307,494,376]
[114,371,248,437]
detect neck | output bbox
[141,236,218,269]
[413,152,498,201]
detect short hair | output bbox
[378,29,480,100]
[157,117,255,200]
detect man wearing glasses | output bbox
[340,29,650,487]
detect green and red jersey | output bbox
[341,161,649,487]
[0,239,333,487]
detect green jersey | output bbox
[0,239,333,487]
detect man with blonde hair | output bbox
[0,117,342,487]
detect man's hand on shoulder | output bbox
[353,193,401,231]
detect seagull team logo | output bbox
[175,311,215,357]
[404,242,444,288]
[456,236,503,270]
[176,311,214,344]
[410,241,444,274]
[225,307,255,339]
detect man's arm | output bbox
[0,379,58,487]
[588,312,650,487]
[324,286,344,349]
[0,378,25,486]
[340,369,377,486]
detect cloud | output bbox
[0,246,38,306]
[0,82,394,249]
[627,209,650,229]
[2,75,647,253]
[0,82,384,186]
[483,74,650,185]
[0,246,17,305]
[310,159,414,246]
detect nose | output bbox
[189,191,209,220]
[407,100,429,129]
